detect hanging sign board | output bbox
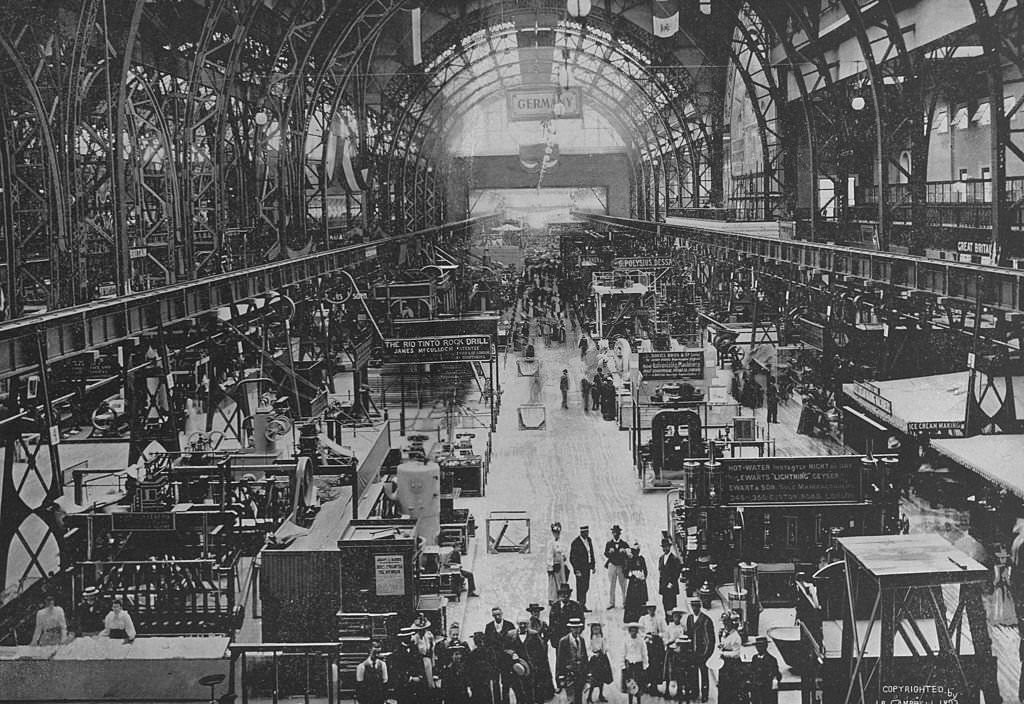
[906,420,965,436]
[507,86,582,121]
[721,456,866,505]
[639,350,705,380]
[374,554,406,596]
[382,335,492,364]
[613,256,674,269]
[111,512,176,532]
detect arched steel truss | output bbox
[379,21,695,222]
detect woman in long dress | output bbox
[990,549,1016,627]
[717,611,744,703]
[623,543,649,623]
[31,595,67,646]
[548,522,570,604]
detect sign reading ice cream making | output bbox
[374,554,406,596]
[507,87,583,121]
[382,335,493,364]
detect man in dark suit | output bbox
[484,607,516,704]
[555,617,588,704]
[569,525,596,611]
[548,583,585,648]
[504,619,534,704]
[657,539,683,618]
[604,524,629,609]
[685,596,716,703]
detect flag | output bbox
[411,6,422,66]
[652,0,679,38]
[518,143,559,173]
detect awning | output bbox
[932,435,1024,499]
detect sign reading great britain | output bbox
[507,87,583,121]
[382,335,492,364]
[613,256,674,269]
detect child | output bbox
[586,622,613,703]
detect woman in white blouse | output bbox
[547,522,570,603]
[101,599,136,642]
[717,611,743,702]
[31,595,67,646]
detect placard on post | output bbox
[638,350,705,381]
[382,335,493,364]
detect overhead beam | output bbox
[0,216,497,381]
[579,213,1024,314]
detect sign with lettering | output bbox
[507,86,582,121]
[111,512,176,532]
[382,335,492,364]
[374,554,406,596]
[613,256,675,270]
[352,333,375,369]
[639,351,705,381]
[906,420,965,435]
[721,456,865,505]
[851,381,893,416]
[957,241,993,256]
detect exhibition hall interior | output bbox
[1,0,1023,702]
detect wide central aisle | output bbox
[454,330,783,703]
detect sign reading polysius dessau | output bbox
[507,87,583,121]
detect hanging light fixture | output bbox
[567,0,592,18]
[851,94,867,111]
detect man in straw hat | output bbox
[550,582,585,647]
[747,635,781,704]
[74,585,107,636]
[685,596,715,703]
[389,626,426,704]
[622,621,649,704]
[556,617,588,704]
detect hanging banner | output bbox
[652,0,680,38]
[411,6,423,66]
[507,87,582,121]
[342,138,362,193]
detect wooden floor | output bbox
[452,330,806,703]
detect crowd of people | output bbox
[354,523,783,704]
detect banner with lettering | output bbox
[653,0,680,38]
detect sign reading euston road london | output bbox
[382,335,492,364]
[638,350,705,380]
[721,456,868,505]
[507,87,583,121]
[613,256,674,270]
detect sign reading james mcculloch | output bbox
[382,335,493,364]
[507,87,583,121]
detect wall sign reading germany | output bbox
[638,350,705,380]
[507,87,583,121]
[382,335,493,364]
